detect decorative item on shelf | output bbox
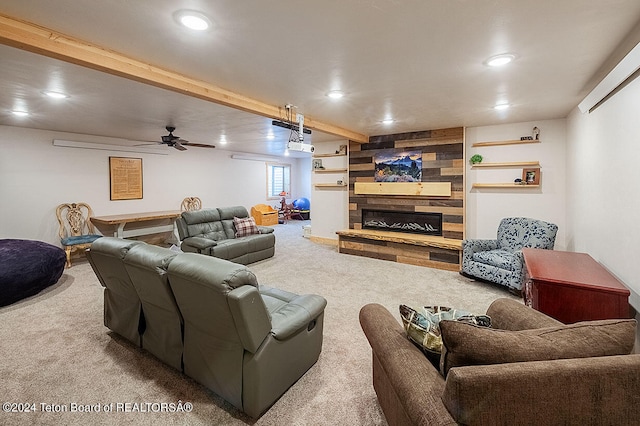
[522,167,541,185]
[337,180,343,185]
[470,154,483,165]
[336,144,347,155]
[313,159,324,169]
[514,178,526,185]
[532,126,540,140]
[520,136,534,141]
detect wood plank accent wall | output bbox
[344,127,465,270]
[349,127,464,239]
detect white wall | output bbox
[0,125,309,246]
[566,75,640,309]
[465,119,567,250]
[310,140,349,240]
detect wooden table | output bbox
[522,248,631,323]
[91,210,182,240]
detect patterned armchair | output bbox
[461,217,558,292]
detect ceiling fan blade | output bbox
[182,142,216,149]
[173,142,187,151]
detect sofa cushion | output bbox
[439,318,637,377]
[234,217,259,237]
[472,249,515,270]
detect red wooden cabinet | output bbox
[522,248,631,324]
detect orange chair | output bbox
[251,204,278,226]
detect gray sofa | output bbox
[86,237,326,418]
[176,206,275,265]
[360,299,640,426]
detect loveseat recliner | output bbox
[87,237,326,418]
[360,299,640,426]
[461,217,558,291]
[176,206,275,265]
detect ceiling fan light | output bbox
[43,90,69,99]
[326,90,344,99]
[485,54,516,67]
[174,10,212,31]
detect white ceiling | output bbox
[1,1,640,157]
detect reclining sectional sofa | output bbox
[360,299,640,425]
[86,237,326,418]
[176,206,275,265]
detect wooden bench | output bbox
[336,229,462,271]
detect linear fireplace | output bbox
[362,209,443,236]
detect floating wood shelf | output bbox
[314,183,347,188]
[472,140,541,147]
[472,183,540,188]
[471,161,540,168]
[313,168,348,173]
[313,153,347,158]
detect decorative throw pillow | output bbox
[439,318,637,377]
[399,305,491,359]
[233,216,259,237]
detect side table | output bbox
[522,248,631,323]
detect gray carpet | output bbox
[0,221,517,425]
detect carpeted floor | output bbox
[0,221,517,425]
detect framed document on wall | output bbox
[109,157,143,200]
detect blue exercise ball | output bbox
[293,197,310,210]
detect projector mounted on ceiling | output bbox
[273,105,314,153]
[287,141,314,153]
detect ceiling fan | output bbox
[157,126,216,151]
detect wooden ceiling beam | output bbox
[0,14,369,143]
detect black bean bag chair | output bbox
[0,239,66,307]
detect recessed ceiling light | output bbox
[219,135,227,145]
[485,54,516,67]
[284,149,290,156]
[11,110,29,117]
[43,90,69,99]
[267,133,275,140]
[493,103,510,110]
[381,118,394,125]
[326,90,344,99]
[174,10,212,31]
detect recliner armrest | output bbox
[258,226,274,234]
[182,237,217,250]
[462,239,498,253]
[228,285,272,353]
[269,294,327,340]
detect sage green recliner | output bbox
[167,253,327,418]
[86,237,144,346]
[124,244,183,371]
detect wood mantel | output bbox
[353,182,451,197]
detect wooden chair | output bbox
[181,196,202,211]
[56,202,102,268]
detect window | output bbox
[267,163,291,199]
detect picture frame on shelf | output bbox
[312,159,324,169]
[522,167,540,185]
